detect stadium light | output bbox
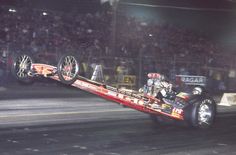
[9,8,16,13]
[42,12,48,16]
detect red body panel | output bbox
[32,63,184,121]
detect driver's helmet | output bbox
[192,86,203,95]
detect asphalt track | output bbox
[1,83,236,155]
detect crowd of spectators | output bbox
[0,6,111,61]
[0,4,235,92]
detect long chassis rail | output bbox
[31,63,184,121]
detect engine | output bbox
[139,73,173,98]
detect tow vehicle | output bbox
[11,54,216,128]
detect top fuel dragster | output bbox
[11,54,216,128]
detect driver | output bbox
[154,77,174,100]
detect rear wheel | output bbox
[57,54,79,85]
[11,54,34,84]
[187,98,216,129]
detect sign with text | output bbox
[123,75,136,85]
[176,75,206,86]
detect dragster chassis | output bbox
[29,64,184,121]
[12,54,216,128]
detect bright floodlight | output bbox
[42,12,48,16]
[9,8,16,12]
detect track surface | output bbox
[1,84,236,155]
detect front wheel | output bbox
[186,98,216,129]
[57,54,79,85]
[11,53,34,84]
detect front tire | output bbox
[11,53,34,84]
[57,54,79,85]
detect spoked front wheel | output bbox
[11,54,34,84]
[57,55,79,85]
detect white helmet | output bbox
[192,86,203,95]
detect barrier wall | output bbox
[219,93,236,106]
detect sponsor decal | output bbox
[32,64,56,75]
[161,104,172,114]
[151,104,161,109]
[75,80,99,91]
[171,108,183,119]
[162,104,171,109]
[172,108,183,114]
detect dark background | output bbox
[1,0,236,50]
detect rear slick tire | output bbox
[187,98,216,129]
